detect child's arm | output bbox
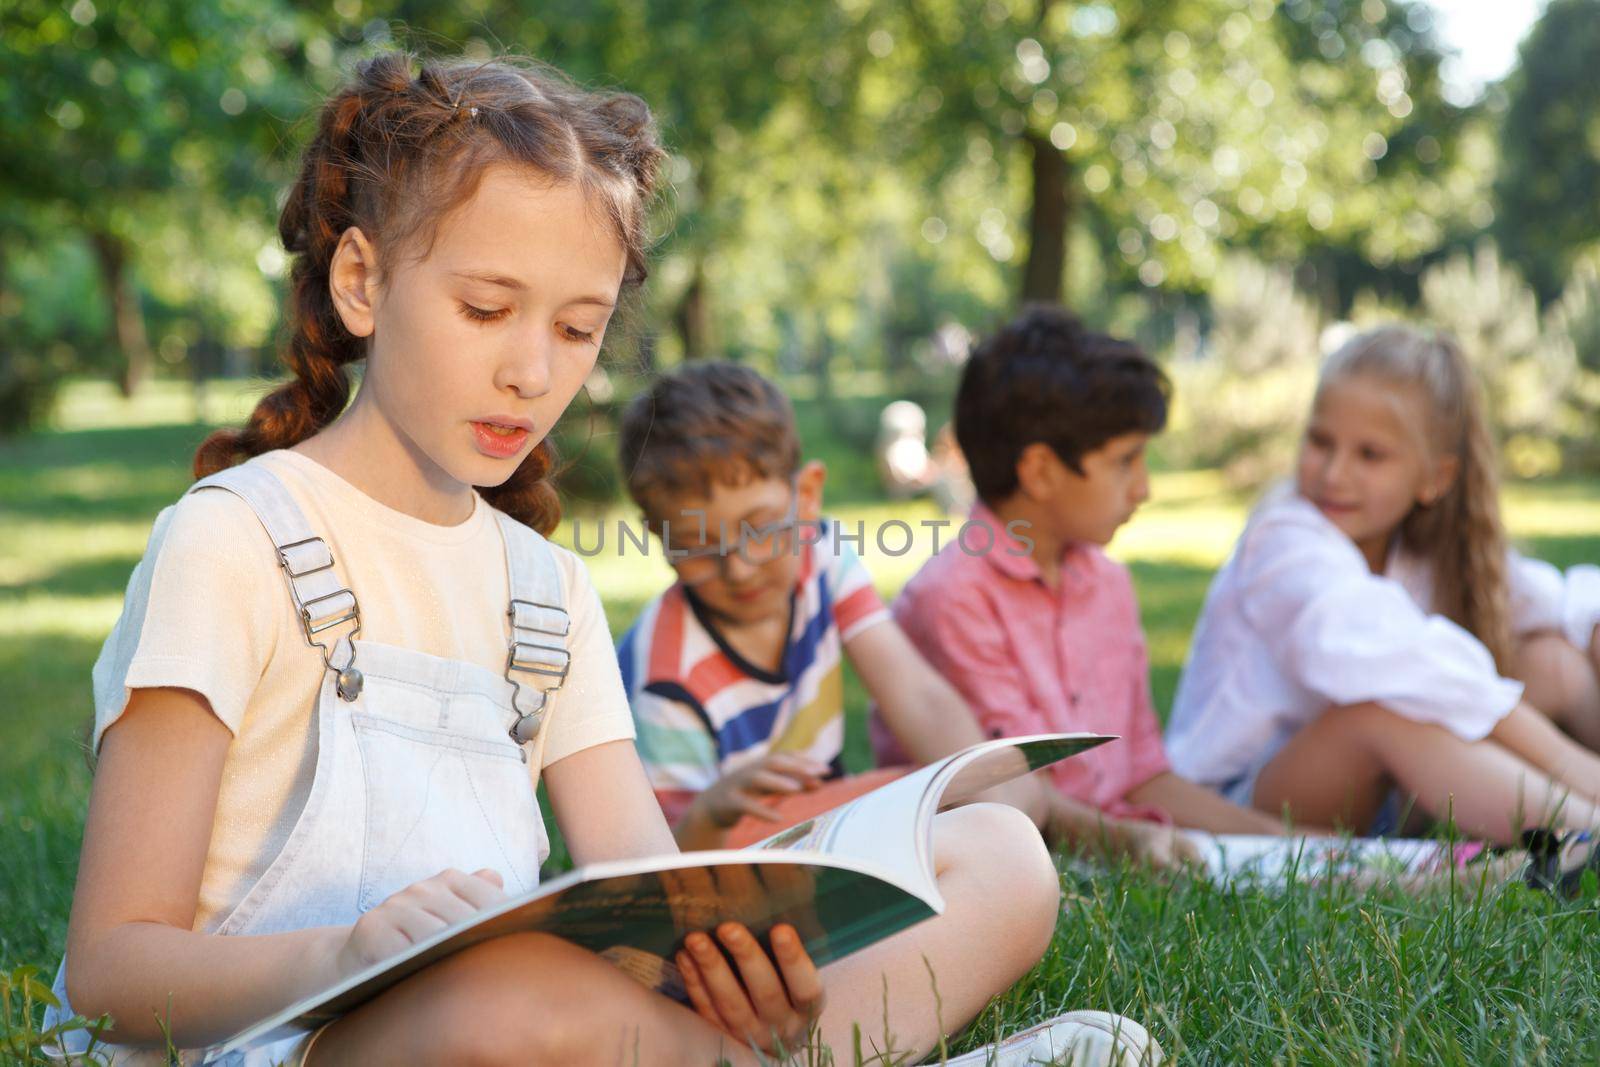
[1236,502,1522,739]
[669,754,831,852]
[542,739,685,862]
[846,621,1002,760]
[66,687,345,1045]
[1040,791,1203,869]
[66,687,504,1047]
[844,620,1056,820]
[1123,771,1287,835]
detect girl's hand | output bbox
[675,922,825,1055]
[696,755,829,829]
[335,868,507,978]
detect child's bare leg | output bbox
[308,930,761,1067]
[1252,701,1600,844]
[1486,700,1600,798]
[1513,631,1600,751]
[810,802,1062,1060]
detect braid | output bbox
[195,65,388,477]
[194,51,663,536]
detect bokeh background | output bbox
[3,0,1600,477]
[5,1,1600,1060]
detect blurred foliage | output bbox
[0,0,1593,459]
[1163,254,1322,484]
[1161,240,1600,486]
[1543,251,1600,469]
[1494,0,1600,303]
[1418,242,1567,468]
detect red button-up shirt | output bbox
[887,504,1172,822]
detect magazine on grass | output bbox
[1179,831,1492,889]
[219,732,1112,1053]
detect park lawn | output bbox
[4,378,1600,1063]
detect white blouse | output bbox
[1166,489,1600,792]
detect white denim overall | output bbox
[46,461,573,1065]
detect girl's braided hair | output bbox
[195,51,664,534]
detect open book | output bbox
[1178,831,1495,890]
[220,732,1111,1053]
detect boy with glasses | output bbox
[615,362,1041,850]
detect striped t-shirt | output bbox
[617,519,891,823]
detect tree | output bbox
[366,0,835,362]
[813,0,1485,310]
[1494,0,1600,302]
[0,0,311,395]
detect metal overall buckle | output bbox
[505,597,570,744]
[278,536,364,701]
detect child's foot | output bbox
[1523,830,1600,897]
[934,1010,1163,1066]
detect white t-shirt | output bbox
[92,449,634,933]
[1167,488,1600,792]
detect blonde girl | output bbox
[1167,325,1600,848]
[45,52,1156,1067]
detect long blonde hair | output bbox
[1317,325,1513,671]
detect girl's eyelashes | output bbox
[455,299,602,345]
[458,302,510,324]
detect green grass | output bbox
[5,377,1600,1063]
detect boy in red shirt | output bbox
[887,306,1284,861]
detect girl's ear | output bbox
[1420,452,1461,507]
[796,460,827,519]
[329,227,381,339]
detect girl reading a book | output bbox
[1168,325,1600,865]
[47,52,1157,1066]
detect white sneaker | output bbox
[932,1011,1164,1066]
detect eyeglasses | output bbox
[660,504,810,587]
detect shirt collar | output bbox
[970,501,1095,590]
[971,502,1041,581]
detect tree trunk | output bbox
[674,258,712,360]
[90,231,152,397]
[1020,132,1073,306]
[811,312,835,404]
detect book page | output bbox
[752,735,1114,901]
[221,733,1112,1054]
[1180,832,1497,890]
[221,852,934,1052]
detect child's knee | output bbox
[418,932,605,1065]
[941,803,1060,948]
[1322,700,1402,742]
[1515,631,1589,695]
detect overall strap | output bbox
[191,462,365,700]
[495,511,571,749]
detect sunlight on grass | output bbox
[0,594,127,640]
[51,378,274,432]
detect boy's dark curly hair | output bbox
[955,305,1169,504]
